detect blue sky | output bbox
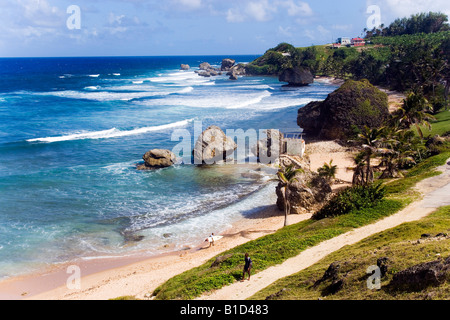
[0,0,449,57]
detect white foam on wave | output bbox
[35,90,172,102]
[89,74,100,78]
[135,90,273,109]
[84,86,99,91]
[27,119,192,143]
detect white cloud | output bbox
[226,8,245,23]
[278,26,293,37]
[175,0,203,10]
[246,0,274,22]
[278,0,313,17]
[369,0,450,21]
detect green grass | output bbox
[413,110,450,137]
[384,148,450,195]
[151,147,449,300]
[152,199,409,300]
[249,206,450,300]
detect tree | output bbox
[377,127,418,178]
[276,165,304,227]
[392,92,436,139]
[352,126,386,185]
[318,160,338,183]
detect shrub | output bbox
[313,183,386,220]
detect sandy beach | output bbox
[0,81,408,301]
[0,139,356,300]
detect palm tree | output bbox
[351,152,368,186]
[377,127,417,179]
[353,126,386,185]
[392,92,436,139]
[318,160,338,183]
[276,165,304,227]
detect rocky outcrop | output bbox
[180,64,190,70]
[388,256,450,291]
[252,129,284,163]
[279,67,314,86]
[199,62,213,71]
[276,169,333,214]
[297,79,390,140]
[193,126,237,165]
[221,59,236,71]
[137,149,177,170]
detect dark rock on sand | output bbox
[276,170,332,215]
[298,79,390,140]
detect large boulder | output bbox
[388,256,450,291]
[199,62,212,71]
[221,59,236,71]
[137,149,176,170]
[276,170,332,214]
[193,126,237,165]
[297,79,390,140]
[279,67,314,86]
[180,64,190,70]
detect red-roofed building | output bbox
[352,38,366,47]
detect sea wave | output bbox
[27,119,192,143]
[32,89,176,102]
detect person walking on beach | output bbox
[242,253,252,281]
[207,233,215,247]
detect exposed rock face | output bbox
[199,62,212,71]
[180,64,190,70]
[137,149,177,170]
[276,169,333,214]
[297,79,390,140]
[193,126,237,165]
[228,64,247,76]
[279,67,314,86]
[389,256,450,291]
[252,129,284,163]
[221,59,236,71]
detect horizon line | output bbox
[0,53,263,59]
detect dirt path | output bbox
[198,159,450,300]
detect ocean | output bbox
[0,56,338,279]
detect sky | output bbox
[0,0,449,57]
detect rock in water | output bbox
[199,62,212,71]
[138,149,177,170]
[180,64,190,70]
[279,67,314,86]
[221,59,236,71]
[193,126,237,165]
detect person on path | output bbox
[242,253,252,281]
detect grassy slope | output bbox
[250,206,450,301]
[248,112,450,300]
[151,145,449,300]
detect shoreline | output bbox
[0,140,355,300]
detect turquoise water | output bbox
[0,56,338,279]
